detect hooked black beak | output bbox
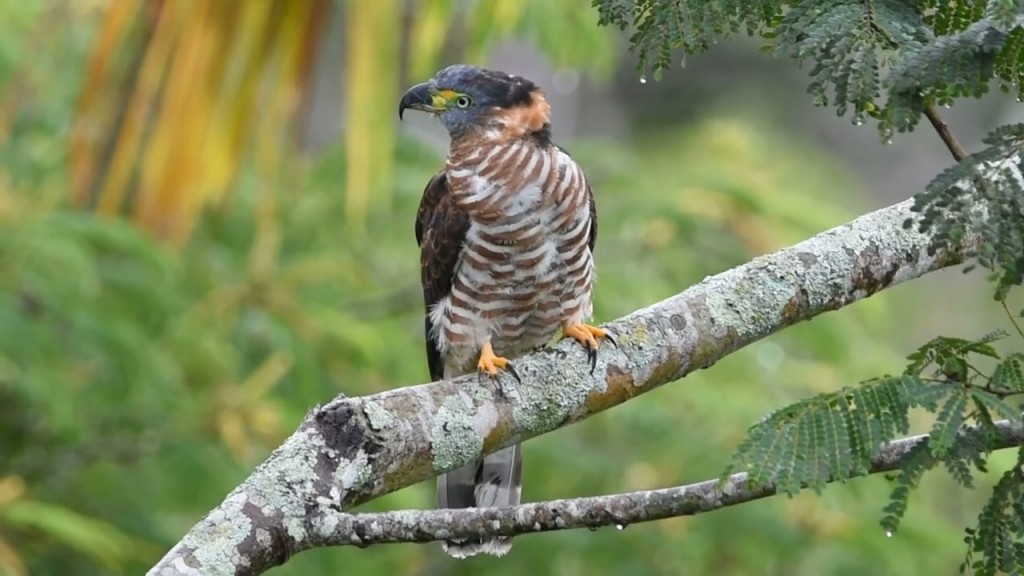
[398,81,443,120]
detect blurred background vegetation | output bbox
[0,1,1021,575]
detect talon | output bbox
[604,332,618,348]
[562,323,611,374]
[506,363,522,385]
[477,341,513,379]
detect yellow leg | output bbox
[477,341,512,378]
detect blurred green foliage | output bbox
[0,1,1013,576]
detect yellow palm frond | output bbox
[71,0,327,246]
[343,0,400,234]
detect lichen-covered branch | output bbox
[297,419,1024,547]
[147,197,980,576]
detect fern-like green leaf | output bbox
[887,17,1007,106]
[944,448,976,488]
[881,438,937,535]
[991,352,1024,391]
[905,332,1006,375]
[986,0,1024,28]
[726,374,956,495]
[963,446,1024,576]
[971,387,1021,421]
[773,0,927,126]
[836,390,871,475]
[592,0,785,78]
[994,26,1024,99]
[931,389,970,456]
[596,0,1024,144]
[908,123,1024,297]
[921,0,985,35]
[729,325,1023,542]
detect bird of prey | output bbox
[399,64,612,558]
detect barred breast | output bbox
[429,138,594,375]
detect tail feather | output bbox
[437,443,522,558]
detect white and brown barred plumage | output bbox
[400,65,610,559]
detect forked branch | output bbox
[296,419,1024,548]
[148,194,982,576]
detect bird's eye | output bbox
[454,95,472,108]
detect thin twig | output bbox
[968,363,991,382]
[924,104,969,162]
[301,420,1024,549]
[1000,297,1024,340]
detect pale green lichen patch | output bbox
[704,276,768,340]
[255,528,272,549]
[285,516,306,543]
[470,383,495,403]
[314,511,339,538]
[363,401,396,431]
[620,301,699,389]
[334,449,372,491]
[430,393,483,472]
[512,355,592,434]
[185,491,252,570]
[703,246,839,341]
[613,319,651,348]
[241,428,326,544]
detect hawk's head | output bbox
[398,65,550,140]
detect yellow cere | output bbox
[432,89,459,108]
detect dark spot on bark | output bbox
[781,288,810,326]
[881,261,899,286]
[311,401,385,506]
[237,500,292,569]
[349,522,373,548]
[848,241,902,298]
[670,313,686,331]
[797,252,818,268]
[311,450,343,509]
[315,402,365,457]
[580,364,638,417]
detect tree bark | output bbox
[148,197,979,576]
[297,419,1024,547]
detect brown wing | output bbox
[557,144,597,253]
[586,181,597,253]
[415,170,470,382]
